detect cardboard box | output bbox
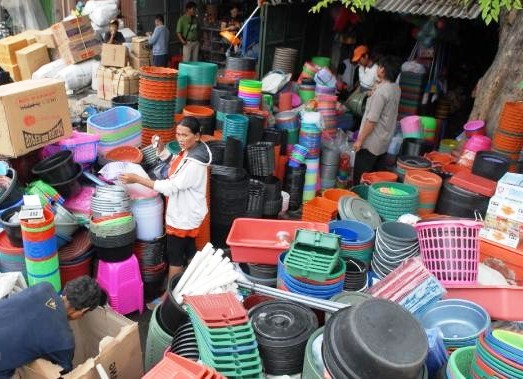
[487,196,523,223]
[129,52,151,69]
[22,28,57,49]
[0,78,72,157]
[0,63,21,81]
[0,35,29,65]
[17,31,38,45]
[101,44,128,68]
[59,33,101,65]
[51,16,93,46]
[495,172,523,202]
[112,67,139,96]
[18,307,143,379]
[97,66,115,100]
[16,43,50,81]
[131,36,150,57]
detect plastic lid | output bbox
[339,196,381,230]
[250,300,318,346]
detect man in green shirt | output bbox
[177,2,199,62]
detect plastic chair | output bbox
[96,254,144,315]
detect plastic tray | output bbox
[226,218,328,265]
[184,293,248,327]
[449,171,496,197]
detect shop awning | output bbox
[374,0,481,19]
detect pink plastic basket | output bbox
[43,131,100,163]
[414,219,482,284]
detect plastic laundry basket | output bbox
[414,219,482,284]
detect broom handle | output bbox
[233,4,261,41]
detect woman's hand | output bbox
[119,173,141,184]
[151,135,165,154]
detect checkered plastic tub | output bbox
[415,219,482,284]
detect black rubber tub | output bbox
[0,168,24,209]
[112,95,138,110]
[159,272,189,336]
[32,150,76,184]
[0,206,23,247]
[47,163,84,199]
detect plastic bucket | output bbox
[112,95,139,110]
[0,207,23,247]
[401,116,422,138]
[463,120,486,138]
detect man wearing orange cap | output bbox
[352,45,378,93]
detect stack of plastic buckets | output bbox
[238,79,262,112]
[299,116,321,159]
[316,96,338,141]
[303,157,320,202]
[275,111,300,146]
[131,195,164,242]
[421,116,438,144]
[178,62,218,106]
[329,220,375,267]
[21,207,60,291]
[175,75,188,114]
[223,114,250,147]
[138,66,177,147]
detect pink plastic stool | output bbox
[96,254,144,315]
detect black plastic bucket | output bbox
[112,95,139,110]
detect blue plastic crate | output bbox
[87,106,142,131]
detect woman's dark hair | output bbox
[63,276,107,311]
[179,116,201,134]
[186,1,197,10]
[155,14,164,24]
[377,55,402,82]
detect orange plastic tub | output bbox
[226,218,328,264]
[444,238,523,321]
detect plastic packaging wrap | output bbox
[83,0,119,27]
[55,59,97,91]
[0,0,49,30]
[32,59,68,80]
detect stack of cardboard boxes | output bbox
[97,43,139,100]
[481,172,523,248]
[51,16,101,65]
[129,36,151,69]
[0,33,45,81]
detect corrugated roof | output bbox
[374,0,481,19]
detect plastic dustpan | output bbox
[183,292,248,327]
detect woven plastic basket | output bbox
[415,219,482,284]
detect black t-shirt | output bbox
[103,31,126,44]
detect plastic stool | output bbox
[96,254,144,315]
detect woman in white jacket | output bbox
[120,117,212,296]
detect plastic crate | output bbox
[226,218,328,265]
[42,131,100,164]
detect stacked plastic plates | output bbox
[250,300,318,376]
[184,293,264,378]
[223,114,249,147]
[144,352,225,379]
[272,47,298,74]
[316,95,338,140]
[368,182,419,222]
[278,252,345,299]
[329,220,375,267]
[134,236,166,301]
[320,145,339,189]
[141,145,158,170]
[288,144,309,167]
[338,196,381,230]
[178,62,218,106]
[0,230,26,278]
[87,106,142,156]
[63,186,95,223]
[58,229,93,286]
[299,123,321,158]
[419,299,490,353]
[238,80,262,111]
[224,56,257,81]
[303,157,320,202]
[472,329,523,378]
[138,66,177,146]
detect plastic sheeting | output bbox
[0,0,49,31]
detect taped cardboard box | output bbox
[112,67,139,96]
[18,307,143,379]
[96,66,114,100]
[16,43,50,81]
[101,44,128,68]
[0,35,29,65]
[21,29,57,49]
[131,37,150,57]
[0,63,21,81]
[59,33,102,65]
[16,31,37,45]
[0,78,72,157]
[51,16,93,47]
[129,52,150,69]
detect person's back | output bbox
[0,283,75,378]
[151,24,169,56]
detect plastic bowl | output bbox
[0,206,23,247]
[48,163,83,199]
[0,168,24,209]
